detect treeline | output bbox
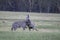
[0,0,60,13]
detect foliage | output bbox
[0,0,60,13]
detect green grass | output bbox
[37,25,60,29]
[0,31,60,40]
[33,20,60,29]
[0,19,60,29]
[33,20,60,22]
[0,12,60,40]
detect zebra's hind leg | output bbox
[11,27,17,31]
[11,27,13,31]
[23,27,26,30]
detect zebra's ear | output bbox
[27,14,29,16]
[26,14,29,19]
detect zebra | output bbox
[11,14,38,31]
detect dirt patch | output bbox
[0,27,60,32]
[38,29,60,32]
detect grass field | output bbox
[0,11,60,40]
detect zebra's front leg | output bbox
[33,27,38,31]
